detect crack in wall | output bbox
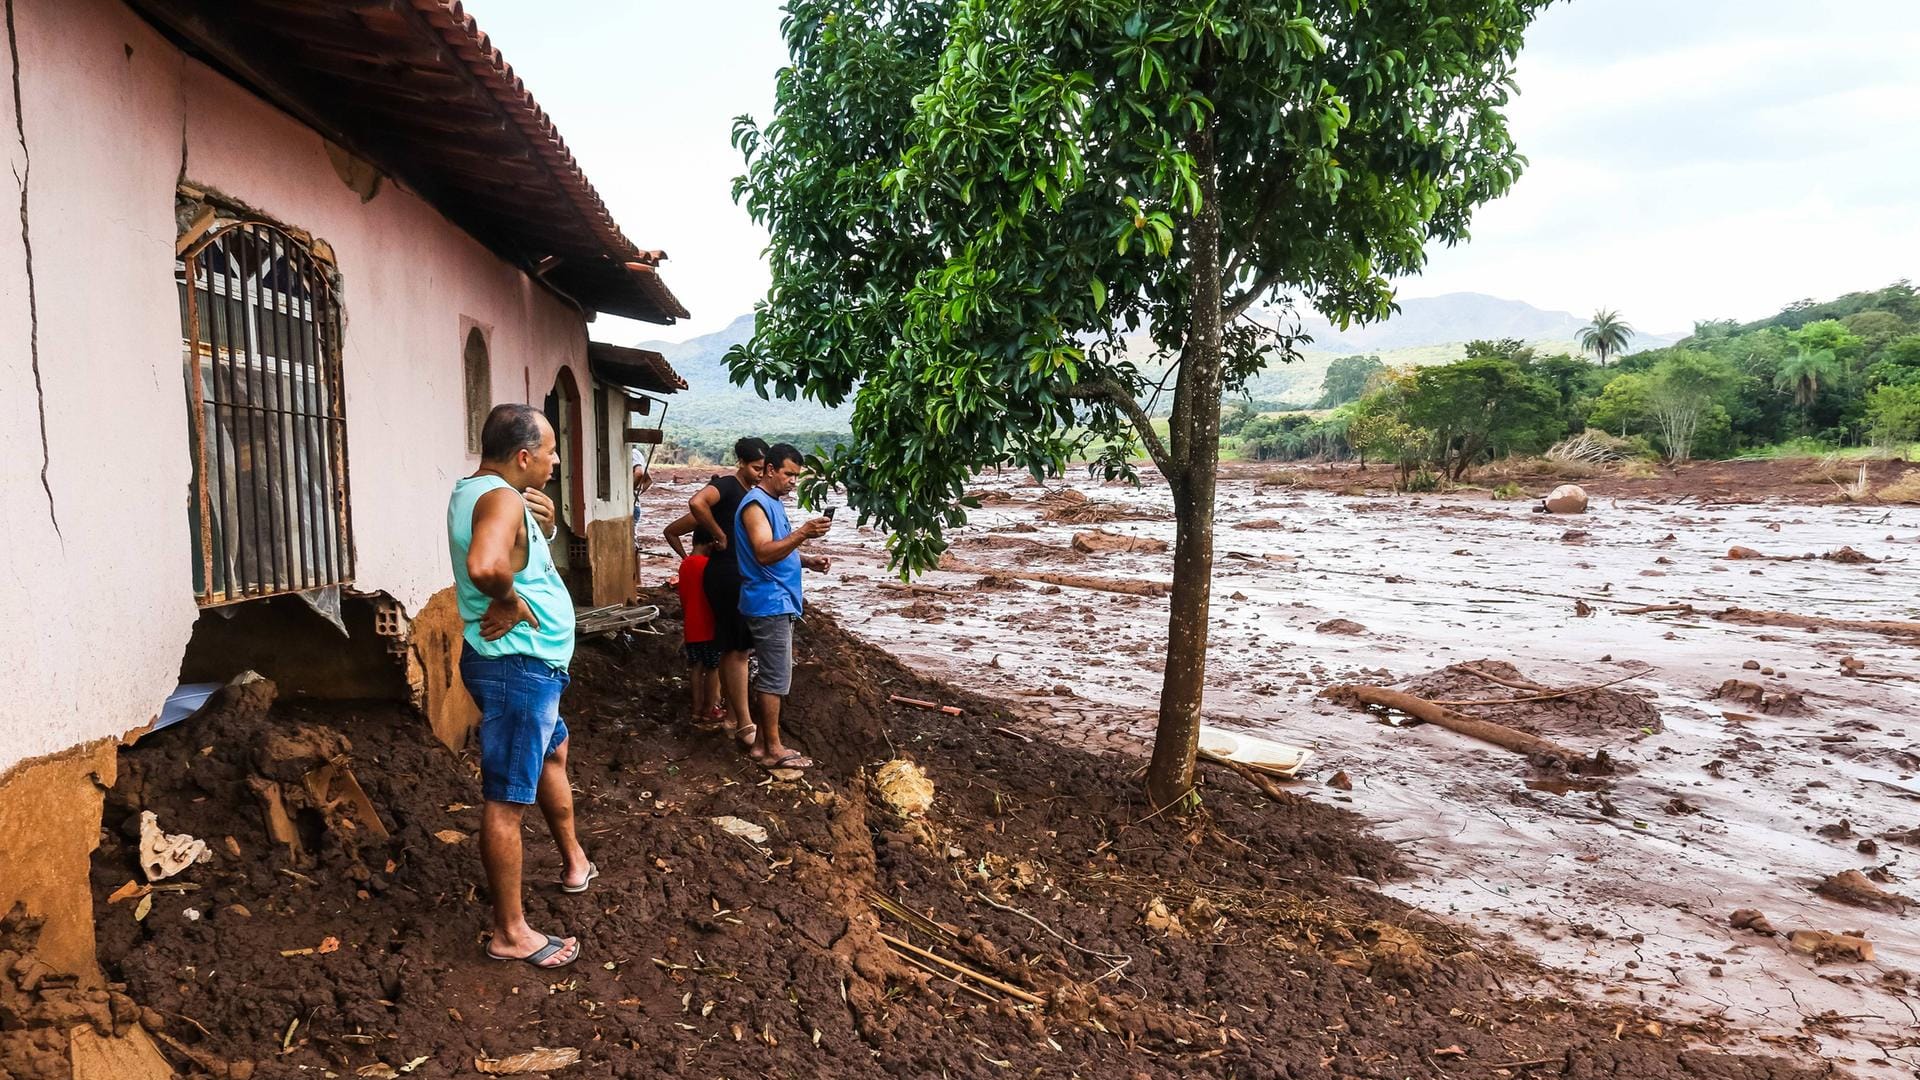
[6,0,56,539]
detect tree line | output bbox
[1229,281,1920,479]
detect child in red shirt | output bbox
[677,533,724,727]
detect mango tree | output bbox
[729,0,1550,807]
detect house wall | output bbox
[0,0,648,973]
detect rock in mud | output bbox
[1315,619,1366,636]
[1543,484,1588,514]
[1327,770,1353,791]
[1710,679,1808,716]
[1814,869,1913,912]
[873,759,935,818]
[1788,929,1874,963]
[1728,908,1777,936]
[1070,530,1168,555]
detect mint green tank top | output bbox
[446,475,575,670]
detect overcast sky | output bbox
[464,0,1920,341]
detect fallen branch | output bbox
[1456,665,1554,693]
[1320,686,1595,770]
[874,579,950,597]
[1424,669,1651,707]
[878,932,1044,1005]
[1198,749,1296,805]
[972,890,1133,980]
[938,556,1170,597]
[890,694,963,716]
[1618,603,1695,616]
[1713,607,1920,643]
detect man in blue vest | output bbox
[734,442,832,770]
[447,404,594,970]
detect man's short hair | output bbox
[480,403,545,461]
[734,437,769,464]
[765,443,804,471]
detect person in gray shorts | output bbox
[733,443,832,770]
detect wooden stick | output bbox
[1320,686,1591,769]
[875,579,950,597]
[892,948,1002,1004]
[1618,603,1695,616]
[1197,749,1294,804]
[1456,665,1554,693]
[937,556,1171,597]
[877,932,1045,1005]
[991,725,1033,743]
[890,694,963,716]
[1713,607,1920,643]
[1424,669,1650,707]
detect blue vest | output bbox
[734,487,803,617]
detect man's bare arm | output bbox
[468,488,539,638]
[742,502,827,566]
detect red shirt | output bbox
[677,555,716,643]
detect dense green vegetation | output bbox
[1233,282,1920,476]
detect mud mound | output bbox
[1400,660,1663,738]
[950,533,1087,563]
[90,606,1816,1080]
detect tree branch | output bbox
[1221,268,1285,323]
[1068,378,1172,475]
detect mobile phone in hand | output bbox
[823,506,837,519]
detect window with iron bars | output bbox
[176,220,354,605]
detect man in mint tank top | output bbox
[447,404,594,970]
[735,443,833,771]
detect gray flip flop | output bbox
[560,860,599,894]
[487,933,579,969]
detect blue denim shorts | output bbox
[460,643,570,805]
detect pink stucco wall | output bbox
[0,0,638,772]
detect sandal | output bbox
[730,721,758,751]
[559,861,599,894]
[486,933,580,969]
[758,750,815,771]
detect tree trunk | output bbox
[1145,123,1223,810]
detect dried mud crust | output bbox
[90,603,1821,1079]
[1400,660,1664,739]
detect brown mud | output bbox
[84,603,1826,1079]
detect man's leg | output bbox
[535,736,590,889]
[748,616,811,767]
[481,801,576,964]
[752,689,787,762]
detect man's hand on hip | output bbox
[481,593,540,640]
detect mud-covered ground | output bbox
[638,461,1920,1079]
[86,579,1837,1078]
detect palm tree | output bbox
[1773,348,1840,410]
[1578,309,1634,366]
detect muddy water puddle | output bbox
[643,472,1920,1076]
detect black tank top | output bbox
[707,474,748,560]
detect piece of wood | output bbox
[991,726,1033,743]
[875,580,950,597]
[877,932,1044,1005]
[1713,607,1920,644]
[1423,669,1650,707]
[1198,750,1295,805]
[937,556,1170,597]
[1456,665,1554,693]
[1618,603,1695,616]
[1321,686,1592,769]
[889,694,963,716]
